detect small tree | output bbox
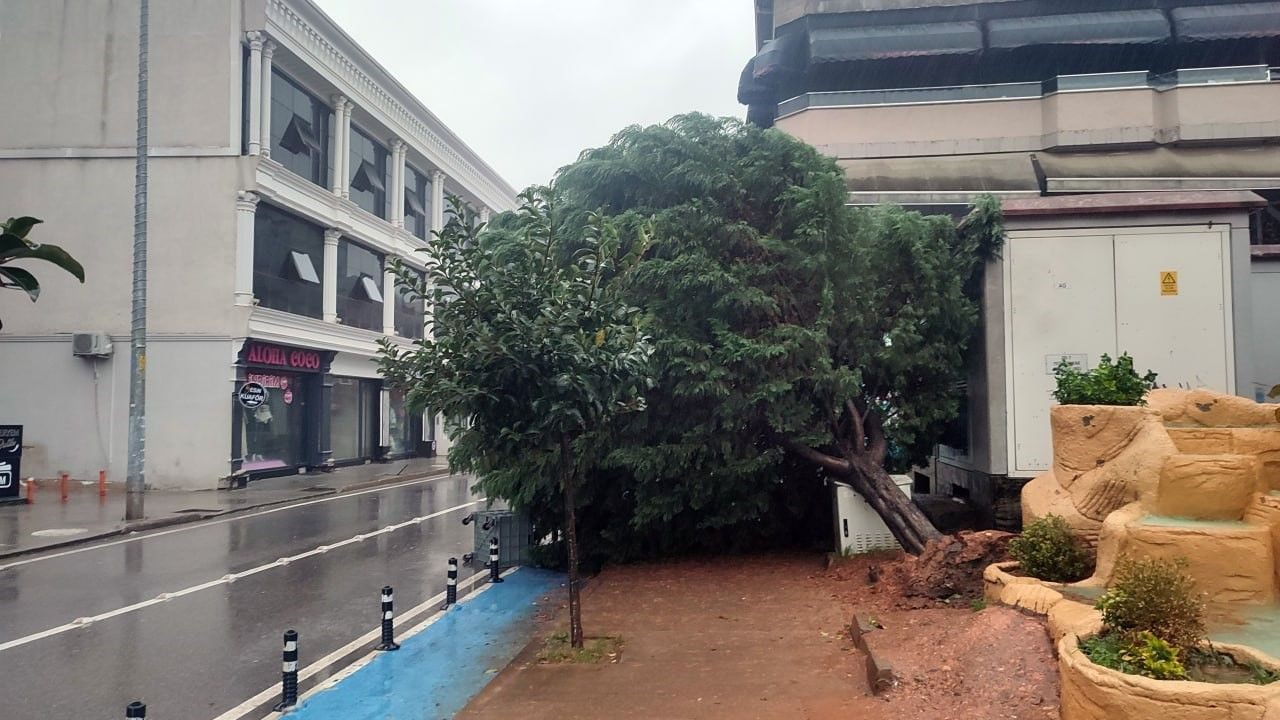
[379,191,652,648]
[1,217,85,328]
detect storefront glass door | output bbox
[330,377,378,463]
[240,371,307,472]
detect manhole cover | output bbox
[31,528,89,538]
[174,508,220,514]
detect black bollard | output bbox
[272,629,299,711]
[126,701,146,718]
[488,536,503,583]
[446,557,458,606]
[377,586,400,651]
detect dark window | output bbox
[404,165,431,240]
[270,69,330,186]
[253,204,324,319]
[394,266,424,339]
[338,239,384,331]
[349,127,389,219]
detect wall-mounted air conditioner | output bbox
[72,332,113,358]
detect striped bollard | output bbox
[488,536,504,583]
[445,557,458,607]
[377,586,400,651]
[272,629,299,711]
[126,701,146,718]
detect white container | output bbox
[832,475,913,554]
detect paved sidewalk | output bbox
[459,555,878,720]
[0,456,449,558]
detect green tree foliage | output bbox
[378,192,653,647]
[551,114,1004,554]
[1,217,85,328]
[1009,514,1091,582]
[1052,353,1158,406]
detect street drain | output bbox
[302,487,334,492]
[174,508,220,514]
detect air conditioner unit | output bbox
[72,332,113,358]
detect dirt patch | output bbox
[461,553,1057,720]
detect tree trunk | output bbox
[841,455,941,555]
[559,434,584,649]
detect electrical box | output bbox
[1003,226,1234,476]
[72,332,113,358]
[466,507,534,568]
[832,475,913,554]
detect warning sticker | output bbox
[1160,271,1179,296]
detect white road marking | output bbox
[0,499,483,653]
[0,472,460,571]
[209,567,514,720]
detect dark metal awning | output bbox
[988,10,1170,48]
[809,21,982,63]
[1173,3,1280,41]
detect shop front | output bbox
[232,340,334,480]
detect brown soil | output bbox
[459,552,1058,720]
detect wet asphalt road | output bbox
[0,473,483,719]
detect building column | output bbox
[259,38,275,159]
[379,387,391,452]
[331,95,350,197]
[430,170,446,235]
[382,256,397,336]
[390,139,406,228]
[234,191,259,305]
[245,32,264,156]
[479,207,491,225]
[323,229,340,323]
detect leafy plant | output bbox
[379,191,653,649]
[1080,632,1186,680]
[1008,514,1090,582]
[537,630,622,664]
[1,216,85,329]
[1053,353,1158,406]
[1096,556,1205,650]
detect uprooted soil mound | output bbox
[900,530,1014,600]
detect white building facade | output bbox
[0,0,517,489]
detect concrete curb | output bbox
[851,615,896,694]
[0,467,452,561]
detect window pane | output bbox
[269,69,329,186]
[349,127,388,219]
[253,203,324,318]
[405,166,431,240]
[394,267,424,339]
[337,239,384,331]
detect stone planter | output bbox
[1059,634,1280,720]
[983,561,1102,642]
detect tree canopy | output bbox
[552,114,1003,555]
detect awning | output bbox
[738,57,774,106]
[988,10,1170,48]
[809,21,982,63]
[1173,2,1280,41]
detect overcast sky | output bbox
[312,1,755,192]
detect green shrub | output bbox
[1008,514,1090,582]
[1053,353,1158,406]
[1080,632,1186,680]
[1096,556,1205,650]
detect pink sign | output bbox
[283,389,294,405]
[245,342,322,371]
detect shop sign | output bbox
[244,342,323,372]
[0,425,22,499]
[238,382,268,408]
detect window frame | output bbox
[268,68,331,187]
[348,126,390,220]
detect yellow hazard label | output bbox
[1160,271,1178,296]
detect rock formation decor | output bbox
[989,389,1280,719]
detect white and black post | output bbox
[446,557,458,607]
[488,536,503,583]
[126,701,146,719]
[273,629,299,711]
[377,586,400,651]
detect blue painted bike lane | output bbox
[286,568,562,720]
